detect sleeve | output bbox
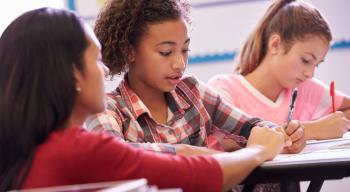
[85,95,176,154]
[68,130,223,192]
[85,95,124,137]
[185,76,264,150]
[300,78,345,119]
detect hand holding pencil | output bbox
[283,88,306,153]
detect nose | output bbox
[303,66,315,79]
[172,54,186,71]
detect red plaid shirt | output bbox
[86,75,268,153]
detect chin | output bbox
[161,84,177,92]
[163,88,176,93]
[291,83,300,89]
[282,82,297,90]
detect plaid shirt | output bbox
[86,75,267,154]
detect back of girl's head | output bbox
[94,0,191,76]
[0,7,87,190]
[236,0,332,75]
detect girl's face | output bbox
[74,28,109,116]
[128,18,190,93]
[270,35,329,89]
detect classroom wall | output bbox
[71,0,349,96]
[0,0,64,34]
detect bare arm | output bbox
[174,144,222,156]
[302,111,350,140]
[214,126,285,191]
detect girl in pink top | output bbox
[209,0,350,141]
[0,7,286,191]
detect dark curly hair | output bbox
[94,0,191,76]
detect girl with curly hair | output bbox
[86,0,304,155]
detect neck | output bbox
[127,72,168,124]
[244,58,284,102]
[65,106,89,128]
[127,73,167,109]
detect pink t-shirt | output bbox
[208,74,345,125]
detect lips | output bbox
[166,73,183,85]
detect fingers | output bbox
[342,117,350,130]
[334,111,345,118]
[275,126,292,147]
[285,120,304,142]
[332,111,350,133]
[285,137,306,154]
[285,120,300,135]
[289,127,304,142]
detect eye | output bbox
[302,58,310,64]
[182,48,190,54]
[159,51,172,56]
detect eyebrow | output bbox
[306,52,324,63]
[156,38,190,46]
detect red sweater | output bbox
[21,127,223,191]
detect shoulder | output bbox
[50,127,109,147]
[208,74,237,86]
[300,78,327,89]
[207,74,241,102]
[50,127,125,157]
[297,78,327,97]
[179,74,200,87]
[176,74,202,95]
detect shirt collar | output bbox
[117,74,191,120]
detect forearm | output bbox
[208,118,271,152]
[174,144,222,156]
[129,142,176,154]
[213,146,267,191]
[301,121,319,140]
[301,113,346,140]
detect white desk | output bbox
[242,133,350,192]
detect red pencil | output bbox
[330,81,335,113]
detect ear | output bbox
[73,66,84,92]
[268,34,282,55]
[128,46,136,64]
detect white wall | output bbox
[0,0,64,35]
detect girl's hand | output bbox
[283,120,306,153]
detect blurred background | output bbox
[1,1,349,191]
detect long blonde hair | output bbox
[236,0,332,75]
